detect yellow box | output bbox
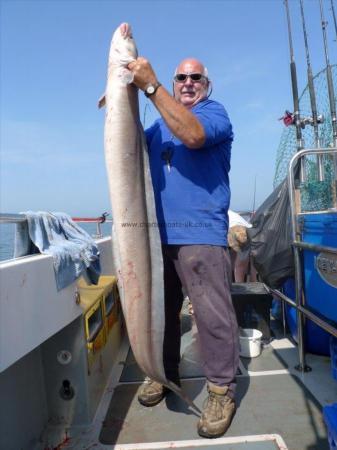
[104,284,121,334]
[77,275,116,296]
[77,275,121,341]
[78,288,106,369]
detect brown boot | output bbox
[197,382,236,438]
[137,378,169,407]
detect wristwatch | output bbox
[144,82,161,98]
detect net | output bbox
[274,64,337,212]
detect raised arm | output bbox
[128,57,206,149]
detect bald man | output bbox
[128,56,239,438]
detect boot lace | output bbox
[203,392,226,421]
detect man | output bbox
[128,55,239,438]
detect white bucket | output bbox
[239,328,263,358]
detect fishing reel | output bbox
[280,110,324,129]
[300,114,324,128]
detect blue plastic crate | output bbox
[331,337,337,381]
[323,404,337,449]
[284,278,330,356]
[301,213,337,323]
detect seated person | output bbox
[227,210,257,283]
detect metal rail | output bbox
[0,213,111,239]
[287,147,337,371]
[293,240,337,254]
[270,287,337,339]
[0,213,27,223]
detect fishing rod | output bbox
[143,103,150,128]
[284,0,306,182]
[319,0,337,148]
[299,0,324,181]
[251,175,257,214]
[331,0,337,42]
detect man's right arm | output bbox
[128,58,205,149]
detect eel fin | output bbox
[98,94,106,109]
[166,380,202,417]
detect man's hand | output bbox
[128,57,158,92]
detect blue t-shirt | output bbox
[145,98,233,246]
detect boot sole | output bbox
[137,395,166,407]
[197,409,236,438]
[198,428,227,439]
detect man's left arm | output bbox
[195,103,233,148]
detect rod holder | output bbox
[317,154,325,182]
[300,157,306,183]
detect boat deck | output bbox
[42,303,337,450]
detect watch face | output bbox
[147,85,155,94]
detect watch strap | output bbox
[144,82,162,98]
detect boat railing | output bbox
[271,146,337,372]
[71,212,112,238]
[0,212,112,239]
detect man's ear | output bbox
[206,80,213,98]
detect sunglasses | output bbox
[173,73,206,83]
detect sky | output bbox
[1,0,336,217]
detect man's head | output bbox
[173,58,210,109]
[227,225,248,253]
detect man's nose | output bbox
[184,76,193,86]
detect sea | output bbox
[0,222,112,262]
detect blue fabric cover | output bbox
[146,98,233,245]
[14,211,101,290]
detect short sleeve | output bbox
[193,101,233,147]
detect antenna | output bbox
[330,0,337,41]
